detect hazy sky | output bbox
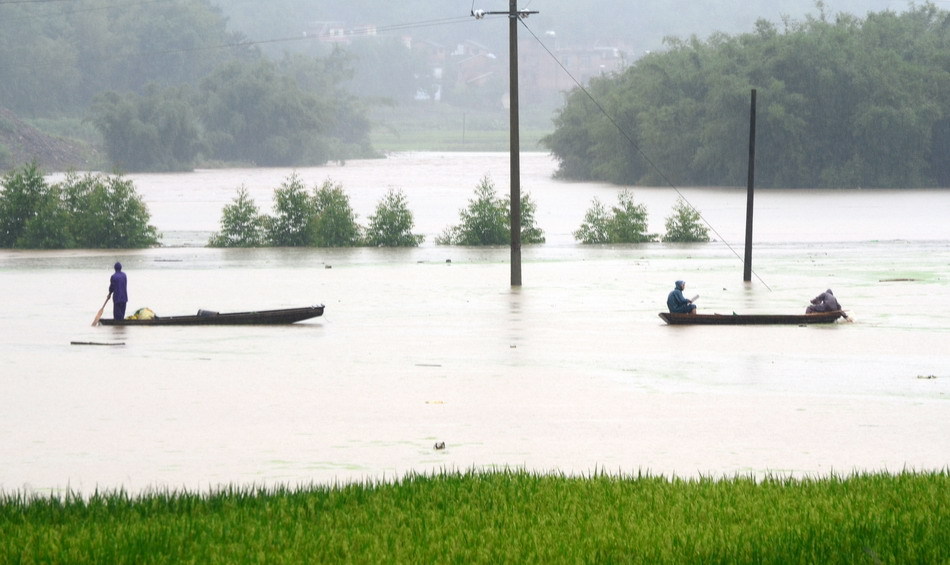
[215,0,920,57]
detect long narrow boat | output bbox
[99,305,324,326]
[658,310,844,325]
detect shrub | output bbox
[437,175,544,245]
[0,162,48,247]
[574,189,656,244]
[208,187,266,247]
[573,198,610,244]
[310,179,361,247]
[72,173,161,248]
[268,173,313,247]
[662,197,710,242]
[364,188,424,247]
[0,164,159,249]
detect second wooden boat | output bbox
[659,310,844,325]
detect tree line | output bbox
[542,3,950,189]
[0,0,373,172]
[1,164,708,249]
[89,55,373,172]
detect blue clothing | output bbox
[109,268,128,319]
[109,271,128,303]
[806,289,841,313]
[667,288,696,313]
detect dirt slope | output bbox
[0,107,99,173]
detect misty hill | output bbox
[212,0,908,58]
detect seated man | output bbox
[667,280,697,314]
[806,289,842,313]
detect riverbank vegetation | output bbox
[543,4,950,188]
[0,164,158,249]
[2,469,947,563]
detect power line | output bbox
[519,18,772,290]
[0,0,176,22]
[0,0,79,4]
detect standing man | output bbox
[667,280,697,314]
[108,262,128,321]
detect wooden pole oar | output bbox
[92,296,110,326]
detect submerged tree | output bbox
[209,176,368,248]
[573,198,611,244]
[208,187,266,247]
[310,179,361,247]
[268,173,313,247]
[364,188,424,247]
[574,190,656,244]
[437,176,545,245]
[0,164,159,249]
[662,197,710,242]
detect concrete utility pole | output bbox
[743,89,756,283]
[473,2,537,286]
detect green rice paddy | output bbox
[2,470,947,563]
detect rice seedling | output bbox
[1,469,947,564]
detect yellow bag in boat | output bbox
[127,307,155,320]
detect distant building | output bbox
[303,21,378,44]
[301,20,628,103]
[519,42,628,93]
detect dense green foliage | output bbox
[437,176,545,245]
[2,470,947,563]
[89,56,373,171]
[268,174,316,247]
[663,198,711,242]
[0,0,240,117]
[364,189,425,247]
[544,4,950,188]
[0,0,373,172]
[211,177,425,248]
[574,190,657,244]
[207,188,267,248]
[310,181,362,247]
[0,164,158,249]
[268,176,361,247]
[90,86,201,173]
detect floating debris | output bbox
[71,341,125,346]
[434,441,445,450]
[880,278,920,282]
[917,374,937,380]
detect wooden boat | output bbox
[99,305,324,326]
[658,310,845,325]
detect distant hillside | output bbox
[0,108,98,174]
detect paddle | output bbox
[92,295,110,326]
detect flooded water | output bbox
[2,152,948,495]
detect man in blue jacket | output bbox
[667,280,696,314]
[108,262,128,321]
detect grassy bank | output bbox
[2,470,947,563]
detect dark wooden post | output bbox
[743,89,756,283]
